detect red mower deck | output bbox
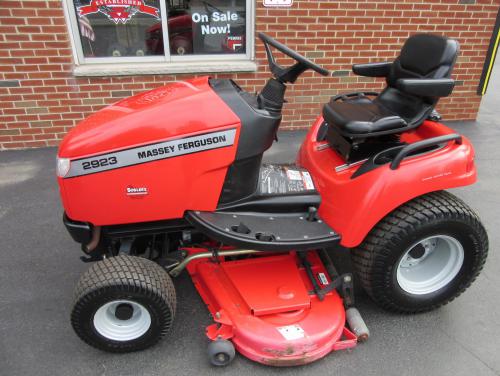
[186,249,357,366]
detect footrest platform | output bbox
[185,210,340,251]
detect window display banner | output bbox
[191,10,240,36]
[189,2,247,54]
[78,0,160,24]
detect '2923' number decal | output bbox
[82,156,118,170]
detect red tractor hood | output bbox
[58,76,240,158]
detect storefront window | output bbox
[74,0,162,58]
[167,0,246,55]
[68,0,251,64]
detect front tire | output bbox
[352,191,488,313]
[71,255,176,352]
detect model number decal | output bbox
[82,156,118,170]
[421,171,452,181]
[65,129,237,178]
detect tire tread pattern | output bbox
[352,190,488,313]
[71,255,176,352]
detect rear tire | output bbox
[352,191,488,313]
[71,255,176,352]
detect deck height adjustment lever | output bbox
[300,252,355,306]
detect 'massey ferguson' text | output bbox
[137,135,227,159]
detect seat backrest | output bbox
[376,34,459,124]
[387,33,459,91]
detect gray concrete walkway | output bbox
[1,65,500,375]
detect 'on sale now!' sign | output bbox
[263,0,293,7]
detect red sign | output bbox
[78,0,160,24]
[226,35,244,52]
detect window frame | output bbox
[62,0,255,68]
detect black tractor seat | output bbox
[324,33,459,162]
[323,93,407,135]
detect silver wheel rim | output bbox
[93,300,151,341]
[396,235,464,295]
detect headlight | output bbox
[56,157,71,177]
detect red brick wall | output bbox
[0,0,499,149]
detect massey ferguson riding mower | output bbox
[57,33,488,366]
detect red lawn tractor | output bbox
[57,33,488,366]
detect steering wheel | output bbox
[258,32,329,83]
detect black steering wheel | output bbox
[258,33,329,83]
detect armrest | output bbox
[390,134,462,169]
[352,62,392,77]
[396,78,455,97]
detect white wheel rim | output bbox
[396,235,464,295]
[93,300,151,341]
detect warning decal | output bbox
[317,272,329,286]
[277,324,305,340]
[301,171,315,190]
[286,169,303,181]
[259,165,317,195]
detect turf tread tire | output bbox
[352,191,488,313]
[71,255,176,353]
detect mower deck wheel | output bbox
[208,339,236,366]
[71,255,176,352]
[345,307,370,342]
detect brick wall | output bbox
[0,0,499,149]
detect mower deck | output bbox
[185,249,357,366]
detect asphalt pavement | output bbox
[1,65,500,375]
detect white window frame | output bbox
[62,0,256,76]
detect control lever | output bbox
[234,222,251,234]
[307,207,318,222]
